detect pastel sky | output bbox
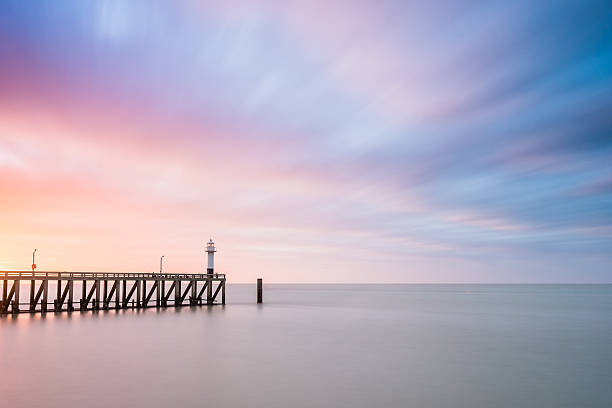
[1,1,611,282]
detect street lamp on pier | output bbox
[32,249,37,272]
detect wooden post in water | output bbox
[55,278,62,312]
[136,279,141,308]
[207,276,213,305]
[13,279,20,313]
[191,279,197,305]
[155,278,159,307]
[2,277,6,312]
[2,276,6,306]
[29,280,36,312]
[160,280,165,307]
[30,279,35,310]
[42,280,48,313]
[143,280,147,307]
[221,280,226,305]
[103,280,108,308]
[257,278,262,304]
[81,280,87,310]
[67,280,74,312]
[115,280,120,309]
[95,280,100,310]
[175,280,181,306]
[122,280,127,307]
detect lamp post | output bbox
[32,249,37,272]
[159,255,164,275]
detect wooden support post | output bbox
[222,280,226,305]
[161,281,166,307]
[31,283,45,312]
[122,280,127,308]
[30,279,35,311]
[136,280,141,308]
[160,280,165,307]
[191,279,197,305]
[115,280,120,309]
[207,277,213,305]
[175,280,181,306]
[95,280,101,310]
[103,280,108,306]
[29,280,36,312]
[143,281,148,308]
[257,278,263,304]
[13,279,20,313]
[81,280,87,310]
[55,279,62,311]
[57,283,69,311]
[42,280,48,313]
[142,280,147,307]
[67,280,74,312]
[2,278,6,308]
[1,278,6,313]
[79,280,89,312]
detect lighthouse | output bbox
[206,238,216,275]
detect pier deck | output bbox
[0,271,225,315]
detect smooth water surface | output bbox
[1,284,611,407]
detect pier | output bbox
[0,271,226,315]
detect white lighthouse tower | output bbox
[206,238,216,275]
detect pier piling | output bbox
[13,280,20,313]
[257,278,262,304]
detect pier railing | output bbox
[0,271,225,279]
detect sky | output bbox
[0,0,611,283]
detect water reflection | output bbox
[1,285,611,408]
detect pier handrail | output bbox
[0,271,225,279]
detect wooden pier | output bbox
[0,271,225,315]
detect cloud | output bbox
[0,0,611,281]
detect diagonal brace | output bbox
[180,281,193,303]
[1,284,15,313]
[196,281,208,300]
[211,281,223,303]
[122,281,139,307]
[144,281,158,306]
[163,281,176,302]
[104,281,117,308]
[31,283,45,309]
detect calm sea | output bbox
[1,284,611,408]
